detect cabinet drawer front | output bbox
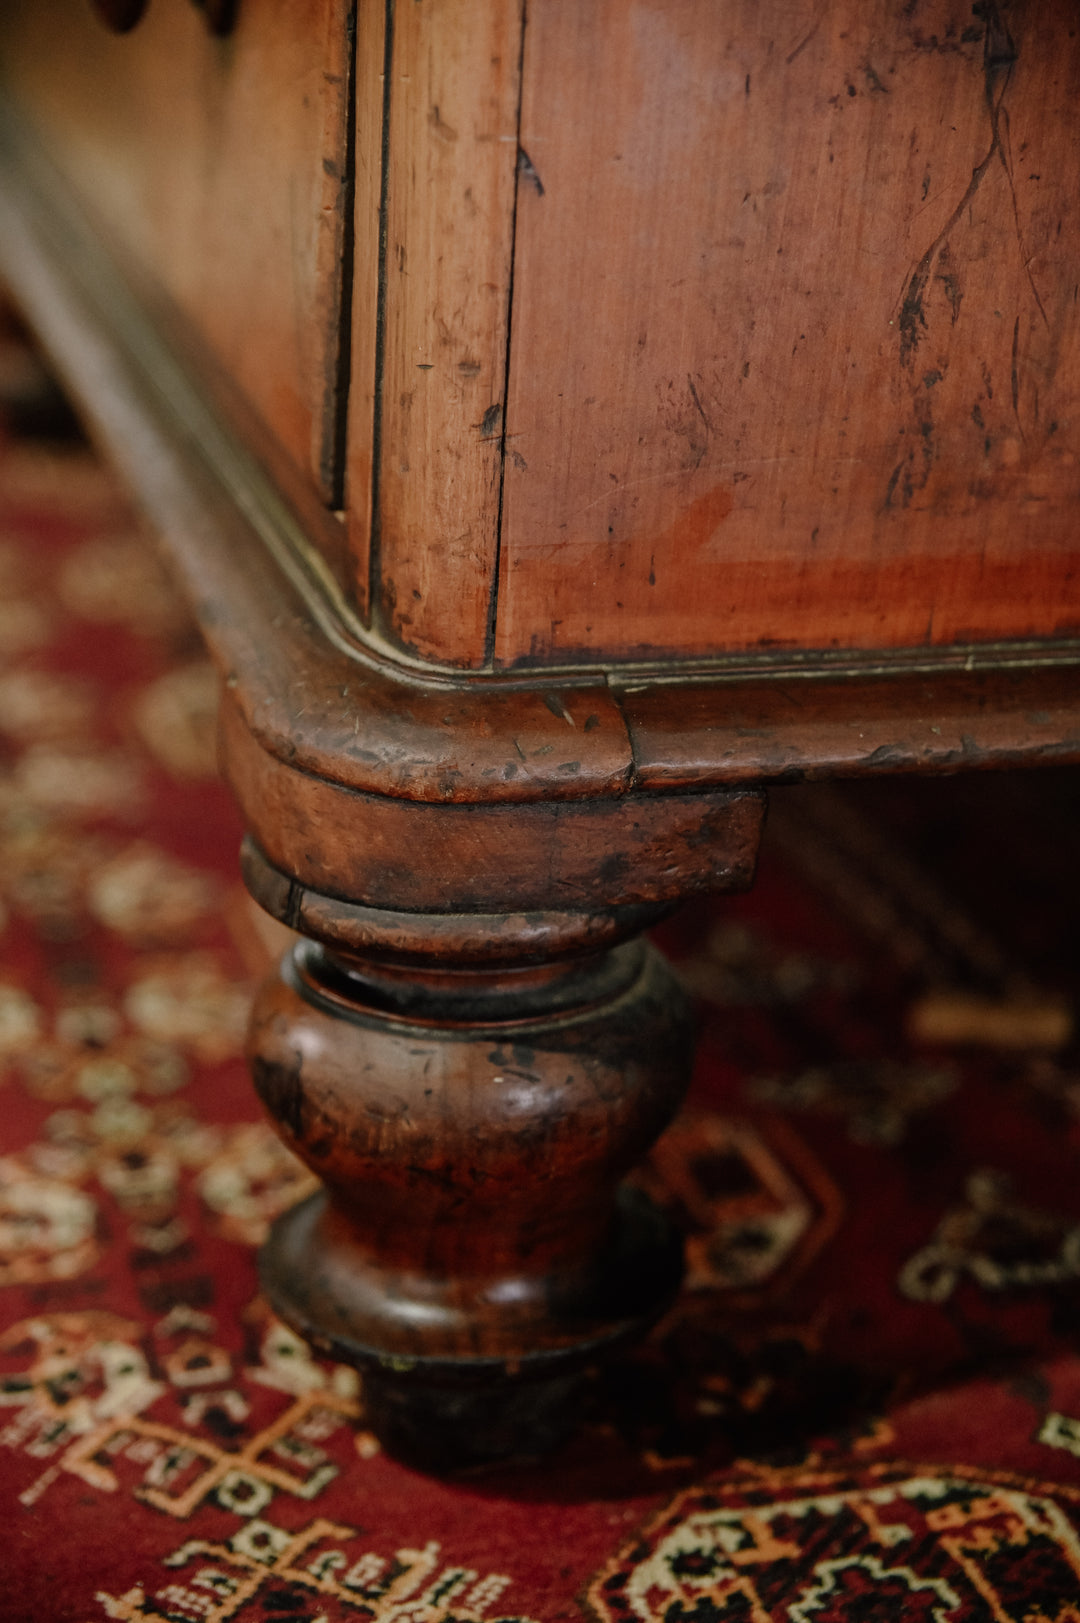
[493,0,1080,667]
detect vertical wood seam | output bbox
[485,0,528,669]
[367,0,395,633]
[328,0,360,512]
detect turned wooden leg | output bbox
[242,841,693,1467]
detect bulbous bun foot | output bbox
[357,1368,586,1474]
[246,908,695,1467]
[260,1184,682,1470]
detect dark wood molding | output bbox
[0,101,1078,828]
[240,837,677,965]
[221,693,765,915]
[618,666,1080,789]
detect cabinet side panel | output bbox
[495,0,1080,667]
[372,0,521,668]
[0,0,352,564]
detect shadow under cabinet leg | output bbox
[242,847,696,1470]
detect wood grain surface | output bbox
[3,122,1078,827]
[0,0,352,537]
[357,0,523,667]
[493,0,1080,665]
[220,691,766,912]
[250,933,692,1466]
[6,1,1080,673]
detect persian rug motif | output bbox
[590,1463,1080,1622]
[4,346,1080,1619]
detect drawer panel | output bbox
[493,0,1080,667]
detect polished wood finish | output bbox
[240,838,675,966]
[6,2,1080,669]
[618,664,1080,788]
[343,0,1080,670]
[250,929,689,1465]
[495,0,1080,666]
[3,2,1080,1463]
[0,0,351,520]
[221,695,765,914]
[352,0,522,668]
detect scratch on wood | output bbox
[517,148,544,197]
[786,18,821,66]
[897,1,1040,369]
[687,375,713,434]
[1011,312,1024,436]
[542,692,576,726]
[428,104,459,142]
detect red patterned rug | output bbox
[4,330,1080,1620]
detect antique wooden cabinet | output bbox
[1,0,1078,1464]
